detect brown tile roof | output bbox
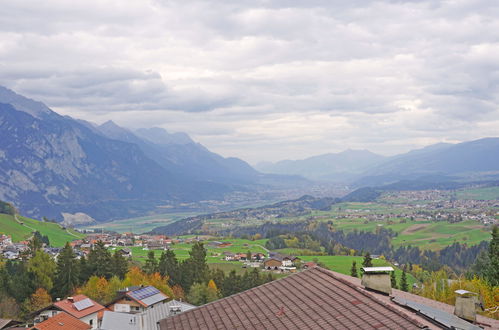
[159,267,425,330]
[53,295,105,319]
[32,312,91,330]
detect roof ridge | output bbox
[163,268,317,319]
[313,267,426,328]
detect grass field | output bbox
[0,214,85,246]
[390,220,491,249]
[82,212,199,234]
[456,186,499,200]
[297,255,417,287]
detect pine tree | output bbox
[111,251,129,279]
[362,253,373,268]
[350,261,358,278]
[390,271,397,289]
[87,241,113,279]
[485,225,499,286]
[158,250,179,286]
[400,269,408,292]
[143,251,158,274]
[53,243,79,298]
[221,270,240,297]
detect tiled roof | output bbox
[159,267,425,330]
[53,295,105,319]
[32,312,91,330]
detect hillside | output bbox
[0,213,84,246]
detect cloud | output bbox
[0,0,498,163]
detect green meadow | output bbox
[0,214,85,246]
[297,255,417,287]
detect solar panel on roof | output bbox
[73,298,94,311]
[128,286,160,301]
[392,297,481,330]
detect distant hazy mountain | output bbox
[256,150,386,181]
[97,122,260,185]
[0,87,259,221]
[356,138,499,186]
[135,127,193,145]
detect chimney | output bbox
[67,297,74,303]
[454,290,482,322]
[361,267,394,295]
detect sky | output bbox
[1,0,499,164]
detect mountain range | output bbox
[2,85,499,223]
[0,86,271,222]
[257,139,499,186]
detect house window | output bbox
[89,319,93,326]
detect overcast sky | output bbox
[1,0,499,164]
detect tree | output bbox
[143,251,158,275]
[111,251,129,279]
[27,251,56,292]
[79,276,112,304]
[400,269,409,292]
[25,288,52,312]
[187,282,218,306]
[247,250,252,261]
[158,250,179,286]
[350,261,358,278]
[53,242,79,298]
[180,242,208,291]
[0,293,20,318]
[485,225,499,286]
[390,271,397,289]
[362,253,373,268]
[87,241,113,279]
[221,270,239,297]
[207,279,219,299]
[28,234,43,255]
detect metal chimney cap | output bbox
[362,267,394,273]
[454,289,477,296]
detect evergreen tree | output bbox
[485,225,499,286]
[78,256,91,284]
[247,250,252,261]
[28,234,43,255]
[350,261,358,278]
[111,251,129,279]
[158,250,179,285]
[221,270,239,297]
[143,251,158,275]
[87,241,113,279]
[53,243,79,298]
[180,242,209,291]
[400,269,409,292]
[362,252,373,268]
[390,271,397,289]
